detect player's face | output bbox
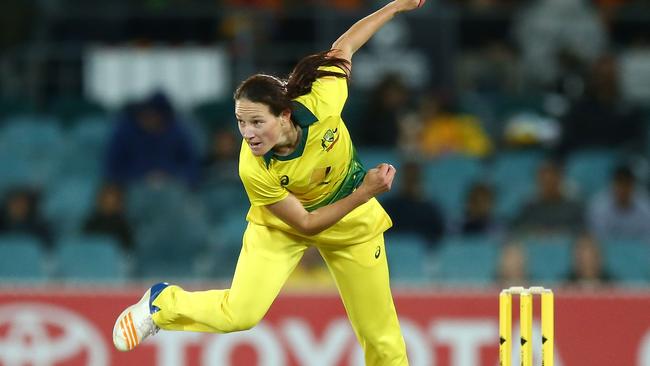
[235,99,283,156]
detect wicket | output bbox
[499,286,554,366]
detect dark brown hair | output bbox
[234,51,350,117]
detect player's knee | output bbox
[224,313,263,332]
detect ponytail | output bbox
[285,51,350,100]
[234,51,350,117]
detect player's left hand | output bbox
[358,163,397,200]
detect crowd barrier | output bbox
[0,286,648,365]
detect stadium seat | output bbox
[0,235,47,280]
[423,156,484,220]
[0,99,37,120]
[523,236,573,283]
[356,147,401,171]
[200,183,249,224]
[58,116,111,179]
[489,150,544,220]
[55,236,125,281]
[47,95,105,126]
[435,235,499,284]
[601,239,650,283]
[356,147,403,200]
[192,99,235,134]
[0,118,65,186]
[126,181,192,225]
[197,243,242,279]
[0,156,34,196]
[43,177,98,237]
[566,149,618,199]
[385,233,428,282]
[133,204,210,279]
[214,210,250,248]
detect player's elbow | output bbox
[294,224,322,236]
[292,217,325,236]
[330,42,353,60]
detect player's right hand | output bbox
[359,163,397,199]
[392,0,426,12]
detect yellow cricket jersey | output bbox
[238,66,392,245]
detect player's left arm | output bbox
[329,0,425,67]
[265,164,396,236]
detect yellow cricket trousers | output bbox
[152,222,408,366]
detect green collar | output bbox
[263,101,318,167]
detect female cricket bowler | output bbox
[113,0,425,364]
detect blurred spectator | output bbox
[105,92,200,188]
[203,128,241,185]
[82,184,134,251]
[417,93,493,158]
[356,74,410,147]
[225,0,281,9]
[558,55,645,156]
[567,234,611,287]
[285,247,335,290]
[0,188,52,247]
[382,161,445,247]
[497,242,527,286]
[454,182,503,239]
[502,112,561,149]
[514,0,608,90]
[511,159,585,237]
[457,40,521,96]
[353,18,430,91]
[587,164,650,241]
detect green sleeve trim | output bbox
[304,146,366,212]
[291,100,318,127]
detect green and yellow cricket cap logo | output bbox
[321,128,339,151]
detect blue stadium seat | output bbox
[198,244,242,279]
[423,156,484,220]
[58,116,111,179]
[43,177,98,237]
[126,181,191,225]
[489,150,544,220]
[47,96,105,125]
[357,147,402,200]
[385,233,428,282]
[70,116,111,144]
[0,156,34,195]
[357,147,400,170]
[566,149,618,199]
[523,236,573,283]
[134,205,210,279]
[601,239,649,283]
[214,210,250,248]
[56,236,125,281]
[0,235,47,280]
[0,118,65,186]
[435,236,499,284]
[200,184,249,224]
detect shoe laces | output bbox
[138,315,160,338]
[136,302,160,338]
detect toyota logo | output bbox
[0,303,107,365]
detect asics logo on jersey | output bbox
[321,128,339,151]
